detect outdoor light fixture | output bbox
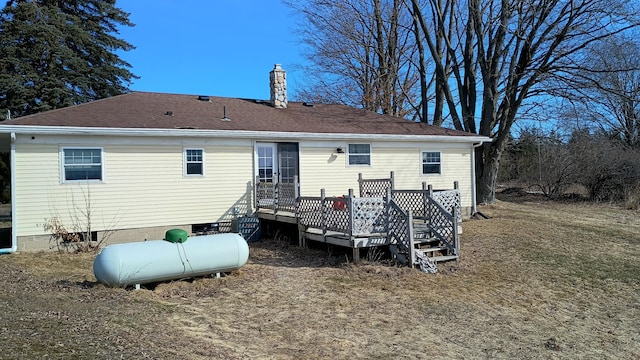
[336,147,344,154]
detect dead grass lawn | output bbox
[0,195,638,359]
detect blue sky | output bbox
[116,1,305,100]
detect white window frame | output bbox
[421,151,442,175]
[347,143,371,166]
[60,147,104,183]
[184,148,205,176]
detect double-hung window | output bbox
[348,144,371,166]
[62,148,103,182]
[185,149,204,176]
[422,151,441,175]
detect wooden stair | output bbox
[412,221,458,264]
[415,249,458,262]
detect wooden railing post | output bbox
[452,205,460,261]
[427,184,433,223]
[255,175,260,210]
[384,189,389,242]
[421,182,427,219]
[320,189,327,239]
[294,175,300,213]
[348,188,354,237]
[272,174,278,211]
[390,171,395,190]
[408,209,415,268]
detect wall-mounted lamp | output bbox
[336,147,345,154]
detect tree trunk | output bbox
[475,142,502,204]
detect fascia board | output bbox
[0,125,492,143]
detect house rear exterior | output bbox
[0,65,490,252]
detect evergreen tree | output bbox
[0,0,136,119]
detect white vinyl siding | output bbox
[13,135,475,238]
[61,147,103,182]
[14,136,253,237]
[299,142,473,209]
[347,143,371,166]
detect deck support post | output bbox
[297,224,307,248]
[352,247,360,263]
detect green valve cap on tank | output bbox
[165,228,188,243]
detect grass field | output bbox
[0,194,638,359]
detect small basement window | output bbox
[422,151,441,175]
[184,148,204,176]
[348,144,371,166]
[62,147,103,182]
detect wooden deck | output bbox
[255,173,462,269]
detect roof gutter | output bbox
[471,141,488,215]
[0,125,492,143]
[0,132,17,254]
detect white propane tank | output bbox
[93,233,249,287]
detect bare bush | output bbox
[43,217,97,253]
[44,184,118,253]
[570,132,640,201]
[501,129,640,203]
[624,181,640,210]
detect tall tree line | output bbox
[290,0,640,204]
[0,0,136,119]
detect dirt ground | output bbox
[0,194,638,359]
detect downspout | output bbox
[471,142,483,215]
[0,132,17,254]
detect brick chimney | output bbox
[270,64,287,109]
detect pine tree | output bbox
[0,0,137,119]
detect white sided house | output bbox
[0,65,490,264]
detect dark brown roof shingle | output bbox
[0,91,478,137]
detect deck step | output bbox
[416,247,459,262]
[417,246,448,253]
[430,255,458,263]
[413,236,439,245]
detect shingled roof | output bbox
[0,91,480,138]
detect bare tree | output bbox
[410,0,640,203]
[287,0,420,118]
[553,35,640,147]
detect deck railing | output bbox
[390,185,462,224]
[358,171,394,197]
[255,175,299,213]
[387,198,415,266]
[297,190,387,237]
[258,175,461,266]
[296,188,458,240]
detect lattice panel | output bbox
[276,182,297,213]
[350,197,386,235]
[432,190,461,224]
[359,179,393,197]
[388,200,412,265]
[325,197,350,233]
[256,182,275,210]
[297,197,322,227]
[391,190,427,218]
[426,199,456,254]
